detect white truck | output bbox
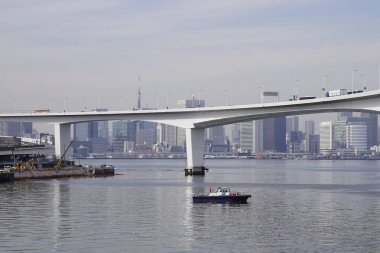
[328,89,347,97]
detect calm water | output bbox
[1,159,380,253]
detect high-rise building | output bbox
[263,117,286,152]
[156,124,166,144]
[288,131,304,153]
[136,128,154,151]
[73,108,109,154]
[0,121,33,137]
[319,121,335,155]
[88,121,98,139]
[252,120,263,154]
[304,120,315,153]
[336,112,377,149]
[208,126,225,145]
[309,134,320,154]
[74,122,89,141]
[346,122,367,153]
[286,116,299,135]
[361,113,378,147]
[93,108,109,143]
[138,121,157,145]
[224,124,240,146]
[293,116,299,131]
[286,118,293,136]
[126,121,137,144]
[239,121,253,153]
[112,121,128,140]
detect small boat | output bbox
[193,187,251,203]
[0,166,14,183]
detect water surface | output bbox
[1,159,380,252]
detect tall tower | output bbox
[137,86,142,110]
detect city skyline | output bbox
[1,0,380,113]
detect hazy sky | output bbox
[1,0,380,113]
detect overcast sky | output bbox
[1,0,380,113]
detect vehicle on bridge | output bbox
[299,96,317,100]
[327,89,347,97]
[347,90,364,94]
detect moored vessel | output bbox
[0,166,14,183]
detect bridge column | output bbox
[185,128,207,176]
[54,123,71,159]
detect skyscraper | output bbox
[319,121,335,155]
[112,121,128,140]
[239,121,253,153]
[304,120,315,153]
[346,122,367,153]
[252,120,263,154]
[0,121,33,137]
[208,126,225,145]
[263,117,286,152]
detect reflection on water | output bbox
[1,159,380,252]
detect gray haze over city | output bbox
[1,0,380,133]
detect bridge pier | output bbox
[54,123,71,159]
[185,128,208,176]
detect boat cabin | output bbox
[209,187,232,196]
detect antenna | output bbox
[361,73,367,91]
[322,75,326,97]
[293,80,299,100]
[137,75,142,110]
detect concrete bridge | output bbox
[1,90,380,175]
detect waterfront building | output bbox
[319,121,335,155]
[346,122,368,153]
[156,123,166,145]
[334,120,347,148]
[335,112,377,150]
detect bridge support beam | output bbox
[54,123,71,159]
[185,128,207,176]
